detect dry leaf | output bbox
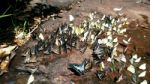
[0,57,9,72]
[0,45,16,58]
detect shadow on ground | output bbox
[0,0,62,44]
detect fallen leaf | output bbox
[0,57,9,72]
[0,45,17,58]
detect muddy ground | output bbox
[0,0,150,84]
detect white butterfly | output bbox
[69,15,74,22]
[135,57,141,63]
[132,54,138,59]
[27,74,34,84]
[123,39,128,44]
[130,54,138,64]
[107,35,112,41]
[120,29,126,34]
[106,42,113,47]
[127,65,135,74]
[107,57,112,62]
[27,68,37,84]
[140,80,147,84]
[139,63,146,70]
[113,7,122,12]
[39,33,44,40]
[120,54,126,63]
[100,62,105,71]
[138,71,146,77]
[113,37,118,43]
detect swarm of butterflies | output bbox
[20,13,147,84]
